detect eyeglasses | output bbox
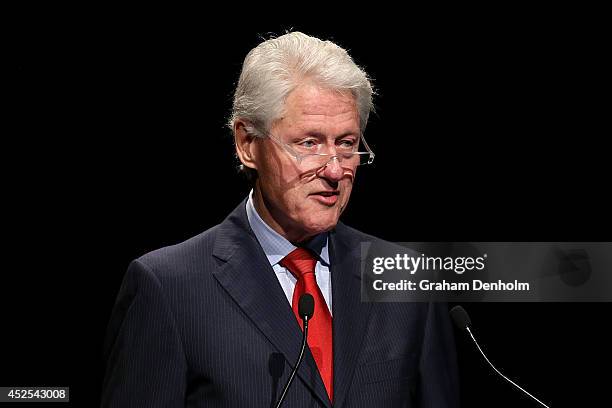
[263,132,375,171]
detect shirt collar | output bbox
[246,189,330,267]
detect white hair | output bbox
[229,31,374,137]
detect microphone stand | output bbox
[451,305,550,407]
[466,326,550,408]
[275,315,309,408]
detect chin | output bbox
[302,218,338,235]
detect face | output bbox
[250,84,361,243]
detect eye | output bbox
[338,139,356,149]
[298,139,318,149]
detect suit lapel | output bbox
[212,200,332,407]
[330,223,373,408]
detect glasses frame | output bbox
[262,131,376,169]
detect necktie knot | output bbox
[279,247,317,280]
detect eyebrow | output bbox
[304,130,358,139]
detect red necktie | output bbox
[280,247,333,401]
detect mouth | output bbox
[309,190,340,206]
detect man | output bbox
[102,32,459,407]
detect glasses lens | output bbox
[299,153,372,170]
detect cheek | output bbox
[282,187,311,218]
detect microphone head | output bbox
[298,294,314,319]
[450,305,472,331]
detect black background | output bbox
[6,5,611,407]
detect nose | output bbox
[318,156,344,181]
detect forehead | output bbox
[278,84,360,133]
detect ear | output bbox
[234,120,258,171]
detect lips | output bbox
[310,190,340,206]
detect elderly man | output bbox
[102,32,459,407]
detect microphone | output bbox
[275,294,314,408]
[450,306,550,408]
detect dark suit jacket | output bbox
[102,199,459,407]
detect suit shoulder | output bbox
[133,224,220,280]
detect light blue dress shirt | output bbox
[245,190,333,315]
